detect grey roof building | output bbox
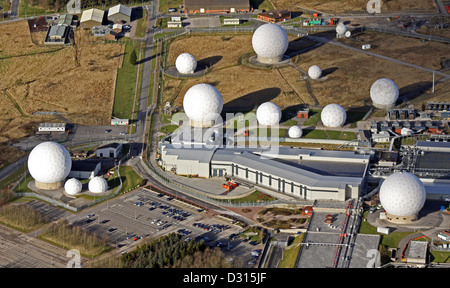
[108,4,132,23]
[160,144,370,201]
[45,24,71,44]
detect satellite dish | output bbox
[345,31,352,38]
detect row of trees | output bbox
[121,233,238,268]
[29,0,140,12]
[42,219,111,256]
[0,204,48,231]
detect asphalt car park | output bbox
[68,188,263,260]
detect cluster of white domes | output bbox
[252,23,289,64]
[320,104,347,127]
[336,23,347,36]
[183,83,223,127]
[379,172,426,217]
[64,178,82,196]
[370,78,399,108]
[175,53,197,74]
[28,141,72,185]
[88,176,108,194]
[308,65,322,79]
[288,126,303,138]
[256,102,282,126]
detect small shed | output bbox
[223,18,240,25]
[96,143,123,158]
[108,4,132,23]
[69,160,101,179]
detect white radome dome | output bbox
[370,78,399,107]
[321,104,346,127]
[175,53,197,74]
[379,172,426,217]
[28,141,72,184]
[64,178,82,195]
[88,177,108,194]
[308,65,322,79]
[252,23,289,60]
[336,23,347,35]
[256,102,282,126]
[183,83,223,125]
[288,126,303,138]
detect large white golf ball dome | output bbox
[252,23,289,60]
[28,141,72,184]
[336,23,347,35]
[88,177,108,194]
[379,172,426,217]
[183,83,223,124]
[321,104,347,127]
[175,53,197,74]
[308,65,322,79]
[370,78,399,107]
[288,126,303,138]
[64,178,82,195]
[256,102,282,126]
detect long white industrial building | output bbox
[160,144,371,201]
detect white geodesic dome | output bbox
[288,126,303,138]
[252,23,289,60]
[88,177,108,194]
[320,104,347,127]
[308,65,322,79]
[64,178,82,195]
[183,83,223,125]
[336,23,347,35]
[370,78,399,107]
[379,172,426,217]
[175,53,197,74]
[256,102,282,126]
[28,141,72,184]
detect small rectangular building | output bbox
[108,4,132,23]
[223,18,240,25]
[69,160,101,179]
[297,108,309,119]
[437,230,450,242]
[80,8,105,29]
[111,117,129,125]
[38,123,66,132]
[406,241,428,265]
[58,14,74,26]
[168,21,183,28]
[184,0,251,14]
[96,143,123,158]
[45,24,71,44]
[257,10,291,23]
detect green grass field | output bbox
[112,41,141,120]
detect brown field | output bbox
[164,33,447,113]
[339,31,450,70]
[270,0,437,13]
[0,21,124,143]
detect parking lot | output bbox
[70,188,264,266]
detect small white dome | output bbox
[288,126,303,138]
[183,83,223,125]
[379,172,426,217]
[64,178,82,195]
[88,177,108,194]
[28,141,72,184]
[308,65,322,79]
[175,53,197,74]
[370,78,399,107]
[336,23,347,35]
[252,23,289,59]
[256,102,282,126]
[321,104,346,127]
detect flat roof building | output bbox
[45,24,71,44]
[69,160,101,179]
[184,0,251,14]
[80,8,105,29]
[108,4,132,23]
[160,144,370,201]
[257,10,291,23]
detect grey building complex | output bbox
[160,144,371,201]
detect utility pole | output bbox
[432,71,435,93]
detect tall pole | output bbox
[432,71,435,93]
